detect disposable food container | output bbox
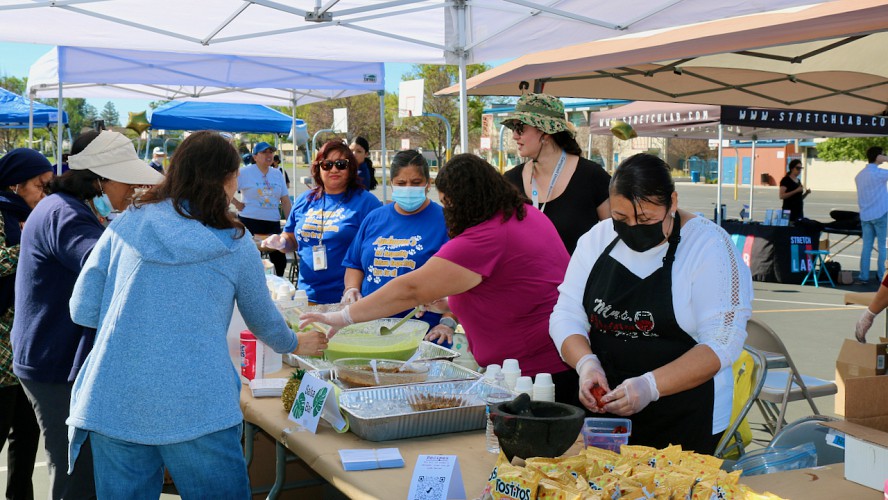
[332,358,430,388]
[582,417,632,452]
[324,319,430,361]
[310,359,479,390]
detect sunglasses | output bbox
[512,123,526,135]
[319,159,349,171]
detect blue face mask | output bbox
[392,186,427,212]
[92,192,112,218]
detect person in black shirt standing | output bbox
[778,159,810,222]
[502,93,611,254]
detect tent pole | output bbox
[456,1,469,152]
[291,95,298,201]
[379,89,388,203]
[57,82,63,175]
[28,95,34,150]
[749,140,757,221]
[716,124,723,225]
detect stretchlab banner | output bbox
[721,106,888,136]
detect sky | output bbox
[0,41,416,123]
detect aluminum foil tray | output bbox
[339,380,512,442]
[292,341,461,372]
[309,360,481,391]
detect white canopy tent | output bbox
[24,46,387,195]
[0,0,830,149]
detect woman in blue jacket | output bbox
[66,131,328,499]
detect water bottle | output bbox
[485,390,513,454]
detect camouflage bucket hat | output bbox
[502,93,576,138]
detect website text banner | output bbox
[721,106,888,136]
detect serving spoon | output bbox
[379,307,421,336]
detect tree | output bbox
[0,76,27,152]
[816,137,888,162]
[100,101,120,127]
[668,138,711,172]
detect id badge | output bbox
[312,244,328,271]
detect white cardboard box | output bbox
[825,421,888,491]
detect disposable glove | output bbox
[341,288,362,304]
[603,371,659,416]
[855,308,877,343]
[299,306,353,339]
[261,234,287,251]
[576,354,609,413]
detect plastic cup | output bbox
[514,376,533,396]
[484,364,502,379]
[502,359,520,372]
[533,373,554,387]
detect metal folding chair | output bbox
[714,347,767,459]
[768,415,844,466]
[744,318,838,435]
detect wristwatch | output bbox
[438,317,458,330]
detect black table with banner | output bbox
[722,220,822,284]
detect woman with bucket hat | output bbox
[503,93,611,254]
[11,131,163,499]
[0,148,53,500]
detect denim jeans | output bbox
[860,212,888,281]
[89,424,249,500]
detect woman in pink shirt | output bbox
[302,154,580,405]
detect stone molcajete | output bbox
[490,393,585,460]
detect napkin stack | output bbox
[338,448,405,471]
[249,378,288,397]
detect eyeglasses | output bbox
[319,159,349,171]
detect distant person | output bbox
[273,154,291,189]
[778,159,810,222]
[231,142,292,277]
[262,140,381,304]
[350,136,378,190]
[0,148,53,500]
[502,93,611,254]
[148,147,166,173]
[854,147,888,285]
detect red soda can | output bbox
[240,330,257,380]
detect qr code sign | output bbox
[411,475,446,500]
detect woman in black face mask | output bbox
[549,153,754,454]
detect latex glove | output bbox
[261,234,287,251]
[341,287,362,304]
[855,308,876,343]
[576,354,610,413]
[299,305,353,339]
[293,329,329,357]
[603,372,660,416]
[423,297,450,315]
[424,324,453,346]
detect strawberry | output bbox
[591,384,607,407]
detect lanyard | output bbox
[530,150,567,212]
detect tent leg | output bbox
[291,96,298,201]
[57,82,64,174]
[456,2,469,153]
[378,89,388,203]
[28,97,34,150]
[716,124,723,225]
[749,140,757,221]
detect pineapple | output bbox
[281,369,305,412]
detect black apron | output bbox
[582,215,718,453]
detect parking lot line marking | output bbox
[755,307,855,313]
[753,298,863,308]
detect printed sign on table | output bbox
[407,455,465,500]
[287,372,347,433]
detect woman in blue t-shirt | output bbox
[341,150,455,345]
[262,141,381,304]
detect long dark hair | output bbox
[47,130,102,200]
[137,131,245,237]
[549,130,582,156]
[309,140,361,201]
[610,153,674,210]
[435,154,527,238]
[353,136,372,169]
[390,149,429,181]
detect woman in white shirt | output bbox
[549,153,753,454]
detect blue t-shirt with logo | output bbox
[343,202,449,329]
[285,189,381,303]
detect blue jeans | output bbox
[89,424,249,500]
[860,212,888,281]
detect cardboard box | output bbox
[825,421,888,491]
[834,339,887,416]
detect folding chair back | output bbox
[744,318,837,435]
[714,347,766,459]
[769,415,844,466]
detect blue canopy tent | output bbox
[150,101,300,135]
[0,87,68,128]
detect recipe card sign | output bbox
[407,455,465,500]
[287,372,345,433]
